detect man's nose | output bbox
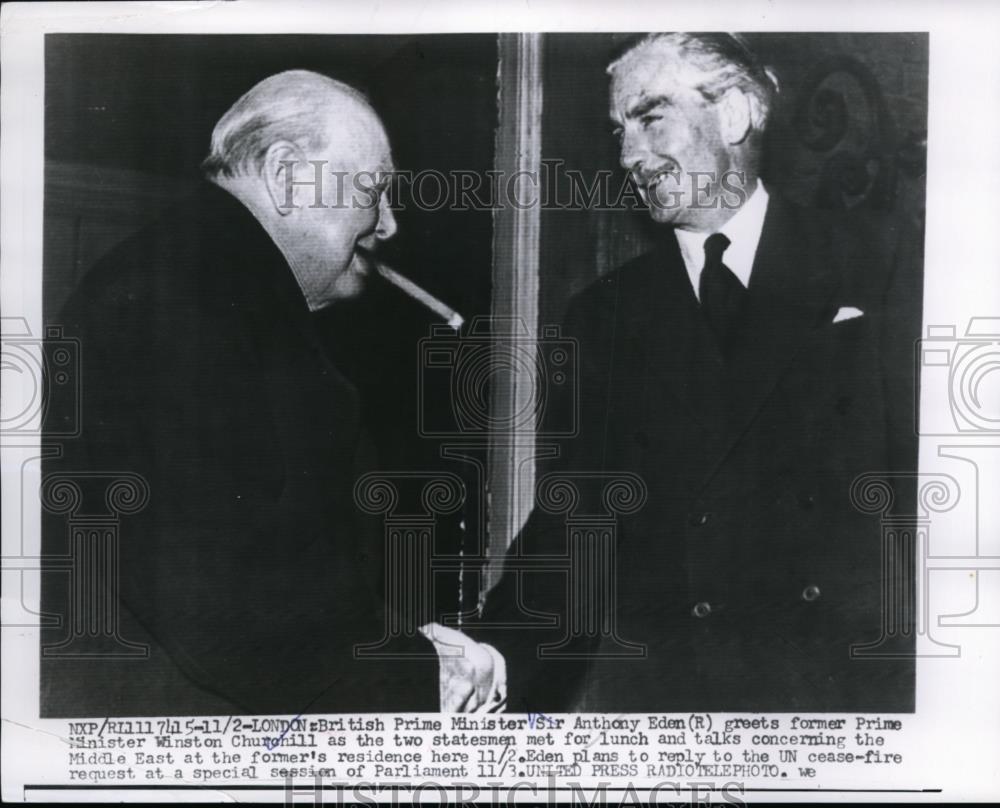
[375,194,397,241]
[618,128,646,173]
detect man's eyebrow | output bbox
[625,95,673,119]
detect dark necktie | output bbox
[698,232,745,352]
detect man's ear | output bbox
[262,140,310,216]
[716,88,753,146]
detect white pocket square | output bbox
[833,306,864,323]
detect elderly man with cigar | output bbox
[42,70,499,716]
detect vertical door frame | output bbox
[486,32,544,591]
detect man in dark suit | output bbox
[479,33,920,712]
[41,70,498,716]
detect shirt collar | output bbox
[674,179,770,300]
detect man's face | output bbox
[286,112,397,308]
[609,49,734,230]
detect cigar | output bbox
[357,247,465,330]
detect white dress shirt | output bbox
[674,180,770,301]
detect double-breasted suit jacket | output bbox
[482,194,921,713]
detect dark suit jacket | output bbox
[41,181,437,716]
[480,195,921,713]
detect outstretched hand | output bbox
[419,623,506,712]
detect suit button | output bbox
[692,601,712,618]
[802,585,821,602]
[689,512,710,527]
[797,492,815,509]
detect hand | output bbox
[419,623,506,712]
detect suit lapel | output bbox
[698,196,841,487]
[199,181,361,434]
[199,182,336,369]
[621,232,728,432]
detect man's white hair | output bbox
[608,33,780,134]
[201,69,371,178]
